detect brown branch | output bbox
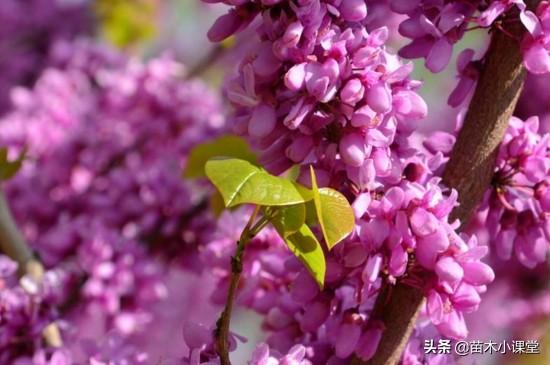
[351,282,425,365]
[356,2,541,364]
[442,36,527,224]
[214,239,245,365]
[215,206,262,365]
[0,191,63,348]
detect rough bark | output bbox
[442,23,528,225]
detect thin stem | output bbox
[186,45,225,79]
[215,205,262,365]
[0,190,63,347]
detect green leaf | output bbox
[304,200,318,226]
[270,204,306,236]
[205,158,312,208]
[309,166,354,249]
[273,223,326,288]
[209,191,226,218]
[0,148,25,181]
[310,165,323,223]
[185,136,258,178]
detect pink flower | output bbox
[521,2,550,74]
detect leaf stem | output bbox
[215,205,262,365]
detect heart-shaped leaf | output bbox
[205,158,312,208]
[270,204,306,236]
[185,135,258,178]
[309,166,354,249]
[273,223,325,288]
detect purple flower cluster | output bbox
[0,255,68,364]
[200,1,500,363]
[383,0,550,109]
[474,116,549,268]
[355,179,494,340]
[0,0,93,115]
[206,0,427,190]
[424,114,549,269]
[0,39,226,364]
[392,0,550,73]
[393,0,474,73]
[1,39,224,266]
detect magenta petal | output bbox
[389,245,408,277]
[340,78,365,105]
[361,218,390,249]
[335,323,362,358]
[352,193,371,218]
[340,133,366,167]
[183,322,211,349]
[410,208,438,237]
[282,21,304,47]
[248,104,276,138]
[339,0,368,22]
[399,37,433,59]
[399,16,427,38]
[391,0,421,14]
[367,82,392,113]
[520,10,542,36]
[448,77,476,107]
[284,345,307,362]
[286,136,313,163]
[457,48,475,72]
[435,257,464,285]
[253,43,282,77]
[300,299,330,333]
[426,38,453,73]
[250,343,270,364]
[424,131,456,155]
[436,310,468,340]
[427,290,444,325]
[285,63,307,91]
[355,325,383,361]
[351,105,377,127]
[416,228,450,269]
[383,187,405,211]
[496,229,516,260]
[207,10,243,42]
[290,270,319,304]
[362,254,383,283]
[523,43,550,74]
[478,2,507,27]
[461,261,495,286]
[368,27,389,47]
[452,283,481,311]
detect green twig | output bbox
[215,205,264,365]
